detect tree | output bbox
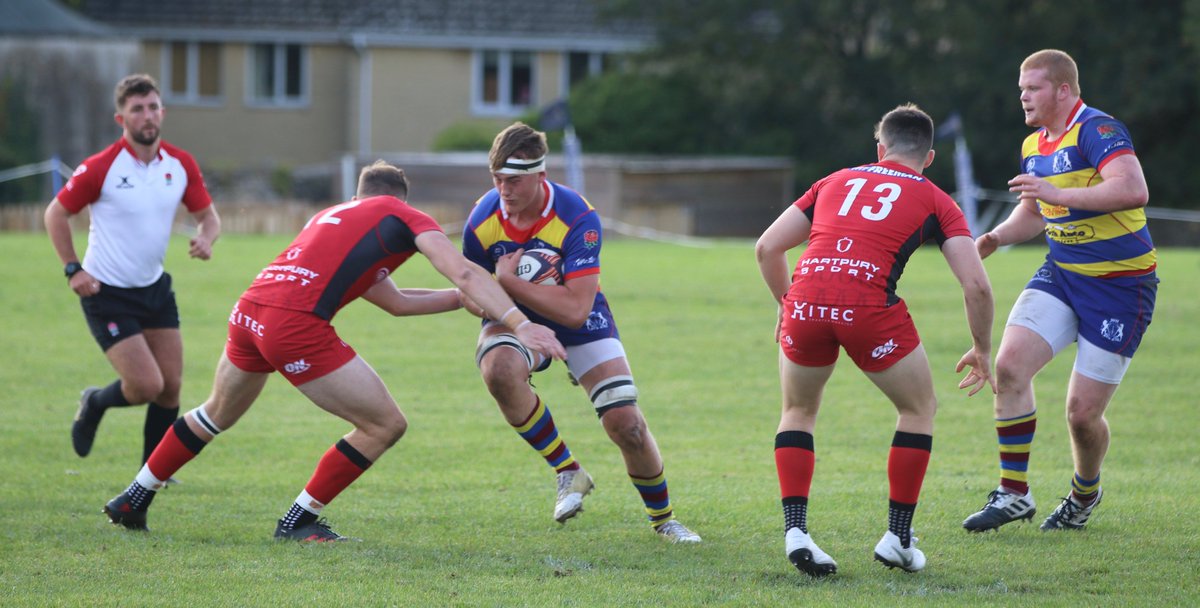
[586,0,1200,207]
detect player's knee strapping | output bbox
[188,405,224,437]
[590,375,638,417]
[476,332,535,371]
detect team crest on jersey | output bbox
[1100,318,1125,342]
[1024,159,1037,174]
[585,311,609,331]
[1052,150,1073,174]
[286,247,302,260]
[583,230,600,249]
[165,172,173,186]
[1097,124,1118,139]
[836,237,853,253]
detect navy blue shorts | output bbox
[1025,258,1157,357]
[80,273,180,351]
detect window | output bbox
[162,41,222,104]
[473,49,536,115]
[249,43,307,107]
[561,51,613,96]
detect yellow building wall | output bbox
[132,44,574,165]
[138,42,353,168]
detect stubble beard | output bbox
[130,125,160,147]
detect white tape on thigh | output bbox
[589,374,638,411]
[476,333,535,371]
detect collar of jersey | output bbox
[499,181,556,243]
[118,137,164,165]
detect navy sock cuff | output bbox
[335,439,373,470]
[892,431,932,451]
[172,418,208,454]
[775,431,814,451]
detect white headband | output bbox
[495,156,546,175]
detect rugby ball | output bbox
[516,248,563,285]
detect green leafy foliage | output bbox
[0,78,44,205]
[585,0,1200,207]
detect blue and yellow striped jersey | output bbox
[462,180,616,345]
[1021,101,1155,278]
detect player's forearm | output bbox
[393,289,462,316]
[963,286,994,353]
[988,203,1044,246]
[1052,175,1149,213]
[195,207,222,245]
[496,273,590,328]
[458,269,532,331]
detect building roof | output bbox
[0,0,115,36]
[73,0,652,50]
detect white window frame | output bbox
[160,41,223,106]
[471,49,537,116]
[246,42,309,108]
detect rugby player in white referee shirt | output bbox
[45,74,220,470]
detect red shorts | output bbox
[778,297,919,372]
[224,298,357,386]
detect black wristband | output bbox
[64,262,83,279]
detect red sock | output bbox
[887,432,932,505]
[304,440,372,505]
[775,431,815,498]
[145,421,205,481]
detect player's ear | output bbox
[876,142,886,161]
[114,112,125,129]
[924,149,935,168]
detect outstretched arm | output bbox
[361,277,463,316]
[416,231,566,360]
[942,235,996,396]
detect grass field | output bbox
[1,232,1196,607]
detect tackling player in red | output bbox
[102,160,565,541]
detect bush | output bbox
[431,120,506,151]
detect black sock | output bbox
[124,480,157,511]
[280,503,318,530]
[91,379,133,412]
[888,500,916,548]
[783,496,808,534]
[143,403,179,463]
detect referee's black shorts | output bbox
[80,272,180,351]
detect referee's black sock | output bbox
[83,379,133,425]
[143,402,179,463]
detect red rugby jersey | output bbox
[241,195,442,320]
[788,160,970,307]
